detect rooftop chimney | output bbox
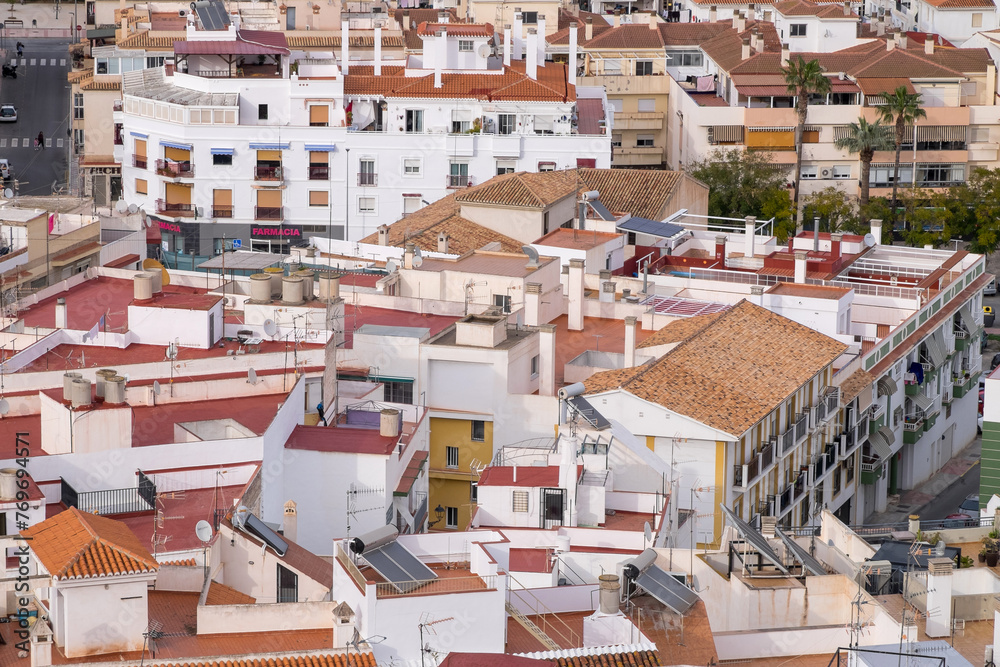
[624,316,638,368]
[283,500,298,543]
[332,603,356,649]
[341,20,349,74]
[755,29,764,52]
[649,12,658,29]
[55,297,67,329]
[403,242,415,269]
[898,33,907,48]
[513,11,524,59]
[585,16,593,41]
[925,33,934,54]
[741,36,751,60]
[568,259,585,331]
[763,9,772,21]
[437,232,449,254]
[377,224,389,245]
[745,216,757,258]
[403,13,410,30]
[750,29,758,49]
[843,1,850,15]
[709,5,717,21]
[568,21,578,86]
[735,11,745,31]
[831,232,843,259]
[374,25,382,76]
[526,28,538,79]
[504,25,512,66]
[613,8,621,27]
[794,250,808,284]
[747,2,755,20]
[538,323,557,396]
[437,9,449,22]
[925,558,954,638]
[876,20,885,36]
[525,282,543,326]
[434,29,445,88]
[537,15,546,67]
[715,234,727,264]
[870,219,882,245]
[780,42,790,66]
[887,32,896,50]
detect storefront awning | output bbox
[877,374,897,397]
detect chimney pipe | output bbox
[437,232,449,254]
[876,20,885,36]
[925,33,934,54]
[403,243,415,269]
[745,216,756,259]
[504,25,512,66]
[763,9,772,21]
[747,2,755,20]
[283,501,298,543]
[434,29,445,88]
[341,20,349,74]
[735,11,745,31]
[55,298,67,329]
[525,282,543,326]
[755,30,764,53]
[715,234,727,264]
[794,250,808,284]
[708,5,716,21]
[831,232,843,260]
[403,13,410,30]
[649,12,658,28]
[624,316,637,368]
[513,11,524,59]
[613,8,621,27]
[568,21,578,86]
[585,16,593,41]
[870,219,882,245]
[377,224,389,245]
[537,15,546,66]
[568,259,585,331]
[374,26,382,76]
[750,284,765,305]
[537,323,557,396]
[780,43,790,66]
[887,33,896,50]
[843,0,850,15]
[898,33,907,48]
[925,558,954,637]
[741,36,751,60]
[526,28,538,80]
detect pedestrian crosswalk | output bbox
[0,138,65,148]
[8,58,67,67]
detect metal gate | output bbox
[540,488,565,529]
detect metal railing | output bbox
[133,155,147,169]
[870,402,885,420]
[76,487,155,515]
[794,412,808,442]
[375,574,496,598]
[254,164,283,180]
[212,206,233,218]
[308,165,329,180]
[255,206,283,221]
[357,172,378,186]
[446,174,472,188]
[155,159,194,178]
[336,543,366,592]
[155,199,192,214]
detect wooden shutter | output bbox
[135,139,146,158]
[135,178,147,195]
[309,191,329,206]
[257,189,281,207]
[213,189,232,206]
[309,151,328,165]
[165,183,191,205]
[309,105,329,126]
[257,150,281,162]
[164,146,190,161]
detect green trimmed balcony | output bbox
[903,420,924,444]
[861,461,883,485]
[905,382,922,396]
[870,414,885,433]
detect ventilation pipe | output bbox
[538,323,556,396]
[438,232,449,254]
[568,21,578,86]
[925,558,954,637]
[870,219,882,245]
[504,25,512,66]
[925,33,934,54]
[513,11,524,59]
[585,15,593,40]
[133,273,153,301]
[744,216,756,258]
[794,250,808,284]
[71,378,92,408]
[568,259,585,331]
[525,282,542,326]
[295,269,315,300]
[526,28,538,80]
[598,574,621,614]
[145,267,163,293]
[708,5,716,21]
[377,224,390,245]
[536,15,546,66]
[341,20,350,74]
[282,275,304,305]
[104,376,126,405]
[624,316,637,368]
[63,372,82,401]
[374,26,382,76]
[55,298,68,329]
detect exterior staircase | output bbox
[505,601,561,651]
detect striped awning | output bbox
[877,374,897,397]
[160,140,192,150]
[710,125,744,143]
[868,426,895,460]
[909,392,933,413]
[130,131,148,139]
[210,148,235,155]
[304,144,337,152]
[833,126,852,141]
[916,125,966,143]
[922,330,945,366]
[249,143,290,150]
[747,126,795,132]
[959,303,976,330]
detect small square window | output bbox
[635,61,653,76]
[496,160,516,175]
[636,135,654,147]
[790,23,807,36]
[358,197,376,213]
[213,153,232,166]
[459,40,474,52]
[512,491,529,512]
[135,178,147,195]
[973,12,983,26]
[530,355,539,378]
[522,11,538,23]
[403,158,421,175]
[801,165,818,179]
[832,165,851,179]
[446,446,459,468]
[258,104,269,120]
[446,506,459,529]
[637,98,656,112]
[471,482,478,503]
[493,294,511,313]
[611,134,622,148]
[471,420,485,442]
[309,190,329,207]
[538,161,556,172]
[608,98,624,113]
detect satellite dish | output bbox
[142,258,171,286]
[413,247,424,268]
[152,380,161,396]
[385,259,399,273]
[247,368,258,385]
[0,399,9,416]
[165,342,177,360]
[195,519,213,543]
[863,233,876,247]
[128,203,139,214]
[263,319,277,337]
[115,200,128,213]
[3,189,12,199]
[643,521,652,544]
[477,43,491,58]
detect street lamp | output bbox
[426,504,445,528]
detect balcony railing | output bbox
[794,412,808,442]
[308,165,329,180]
[254,164,283,181]
[447,174,473,188]
[255,206,283,221]
[357,172,378,187]
[870,402,885,421]
[133,155,147,169]
[212,206,233,218]
[375,574,496,598]
[155,199,193,215]
[155,159,194,178]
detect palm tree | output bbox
[834,118,893,217]
[877,86,926,232]
[782,56,831,229]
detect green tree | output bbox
[948,167,1000,254]
[802,186,864,235]
[833,118,893,216]
[877,87,926,232]
[782,56,831,227]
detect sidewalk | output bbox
[0,2,75,38]
[866,437,981,525]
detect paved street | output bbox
[0,37,70,196]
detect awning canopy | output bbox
[210,148,235,156]
[868,426,895,460]
[249,143,290,151]
[174,33,289,56]
[160,140,192,151]
[304,144,337,152]
[130,132,149,139]
[877,374,897,397]
[922,330,945,367]
[909,392,934,413]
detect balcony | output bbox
[733,441,775,490]
[309,165,329,180]
[813,444,837,483]
[446,174,473,188]
[869,403,885,431]
[612,145,664,167]
[905,381,922,396]
[133,155,147,169]
[255,206,283,221]
[613,111,664,131]
[780,412,809,455]
[254,165,283,181]
[155,199,193,216]
[860,460,883,485]
[357,172,378,187]
[155,159,194,179]
[954,329,969,351]
[212,206,233,219]
[903,419,924,444]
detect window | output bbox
[611,134,622,148]
[459,39,474,52]
[73,93,84,119]
[73,128,85,154]
[543,211,549,234]
[635,60,653,75]
[448,161,469,187]
[665,50,703,67]
[446,506,459,529]
[870,165,913,187]
[608,98,624,113]
[358,196,376,213]
[800,165,818,179]
[309,190,329,207]
[258,104,269,120]
[405,109,423,133]
[359,158,376,186]
[512,490,529,513]
[638,98,656,112]
[498,113,516,135]
[636,135,655,147]
[493,294,511,313]
[790,23,807,36]
[496,159,516,174]
[452,119,470,133]
[147,56,164,68]
[471,482,478,503]
[530,355,539,378]
[384,380,413,404]
[471,420,486,441]
[276,564,298,603]
[403,158,421,176]
[309,105,329,127]
[916,163,965,186]
[403,196,422,216]
[135,178,147,195]
[446,446,459,468]
[522,11,538,23]
[603,59,622,76]
[832,165,851,179]
[973,12,983,26]
[213,153,232,166]
[538,161,556,172]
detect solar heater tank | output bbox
[349,525,399,555]
[623,548,657,580]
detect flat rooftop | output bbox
[117,484,246,555]
[343,304,458,348]
[285,423,403,455]
[551,315,655,386]
[417,252,558,279]
[534,228,622,251]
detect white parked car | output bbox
[0,105,17,123]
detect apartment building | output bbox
[871,0,997,46]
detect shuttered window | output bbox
[165,183,191,205]
[309,105,329,127]
[164,146,190,161]
[746,130,795,149]
[135,178,147,195]
[309,151,328,165]
[309,190,329,207]
[709,125,744,144]
[257,189,281,207]
[135,139,146,158]
[257,150,281,162]
[213,189,232,206]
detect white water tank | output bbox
[380,408,400,437]
[0,468,17,501]
[250,273,272,302]
[70,378,92,408]
[95,368,116,399]
[104,376,126,405]
[62,372,82,401]
[264,267,284,296]
[144,267,163,293]
[295,269,314,300]
[598,574,621,614]
[282,275,304,305]
[133,273,153,301]
[330,273,341,299]
[317,272,332,302]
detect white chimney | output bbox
[925,558,954,637]
[624,316,637,367]
[780,42,790,66]
[341,20,349,74]
[513,12,524,59]
[750,284,765,305]
[741,37,751,60]
[55,297,67,329]
[708,4,717,21]
[876,20,885,36]
[747,2,755,20]
[403,13,410,30]
[843,0,850,15]
[613,8,621,27]
[794,250,808,284]
[568,21,578,86]
[887,33,896,50]
[434,29,445,88]
[283,500,297,543]
[437,232,449,254]
[755,30,764,53]
[525,282,542,326]
[745,216,756,258]
[734,11,745,31]
[568,259,584,331]
[504,25,512,66]
[898,33,907,48]
[537,15,546,66]
[374,26,382,76]
[870,219,882,245]
[377,224,389,245]
[404,242,415,269]
[538,323,556,396]
[925,33,934,54]
[526,28,538,80]
[332,602,356,649]
[585,16,593,40]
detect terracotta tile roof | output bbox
[117,29,186,49]
[584,300,847,436]
[456,170,579,208]
[146,654,376,667]
[161,557,197,566]
[922,0,993,8]
[774,0,858,16]
[393,7,460,26]
[205,581,257,605]
[21,507,159,581]
[344,61,574,101]
[839,367,874,403]
[67,70,90,83]
[851,48,965,78]
[81,77,121,91]
[416,21,494,36]
[546,21,613,46]
[701,21,782,71]
[286,33,406,48]
[558,7,609,30]
[574,21,731,50]
[856,77,915,95]
[578,168,685,221]
[637,311,724,349]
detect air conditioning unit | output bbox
[821,168,831,177]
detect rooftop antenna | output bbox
[165,340,178,397]
[418,615,454,667]
[138,619,164,667]
[195,519,213,583]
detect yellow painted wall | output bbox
[428,417,493,531]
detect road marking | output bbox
[37,59,44,66]
[56,138,63,147]
[60,59,66,66]
[28,59,35,66]
[45,139,50,147]
[0,139,6,148]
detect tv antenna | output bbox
[165,340,178,397]
[418,615,453,667]
[345,482,384,546]
[139,619,165,667]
